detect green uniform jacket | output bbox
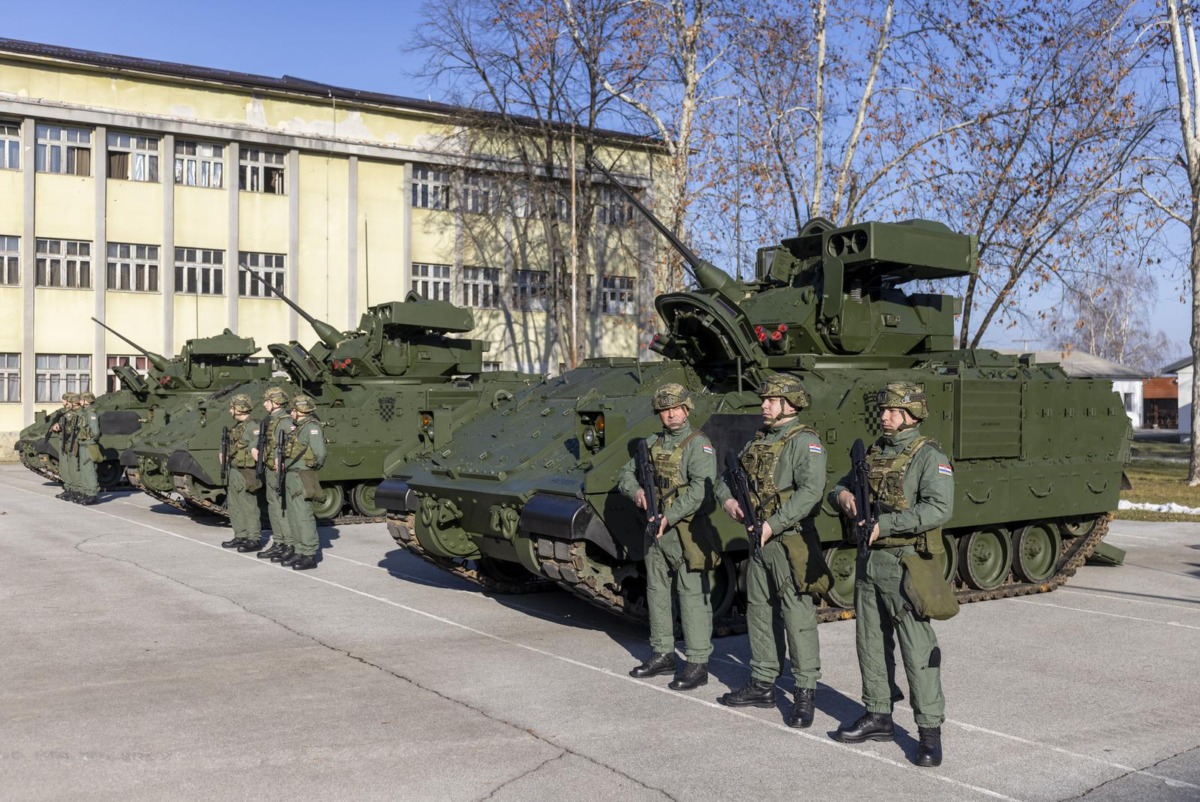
[830,427,953,538]
[78,408,100,441]
[288,415,327,470]
[617,421,716,527]
[715,417,826,536]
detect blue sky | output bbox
[6,1,1193,358]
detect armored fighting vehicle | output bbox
[14,321,273,490]
[378,160,1130,625]
[123,270,540,524]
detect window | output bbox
[597,186,634,226]
[463,266,500,309]
[35,124,91,176]
[0,121,19,171]
[239,148,286,194]
[35,239,91,288]
[174,140,224,188]
[601,275,635,315]
[482,361,502,372]
[35,354,90,402]
[0,235,18,285]
[410,263,451,302]
[411,166,451,210]
[462,173,493,214]
[106,354,149,393]
[107,133,159,182]
[0,353,18,402]
[513,269,549,311]
[175,247,224,295]
[106,243,159,293]
[238,252,285,297]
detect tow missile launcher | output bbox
[377,158,1130,626]
[14,319,272,491]
[123,267,540,524]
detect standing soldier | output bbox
[252,386,294,564]
[74,391,101,505]
[830,381,953,768]
[220,393,264,552]
[716,374,830,728]
[280,394,326,571]
[617,383,718,691]
[51,392,77,501]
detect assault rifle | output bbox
[253,417,270,485]
[848,438,879,558]
[724,451,763,560]
[65,414,80,468]
[275,425,287,513]
[219,426,230,484]
[634,439,661,549]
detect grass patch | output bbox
[1130,440,1189,460]
[1120,456,1200,522]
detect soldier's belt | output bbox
[872,536,918,550]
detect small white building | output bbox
[1162,356,1193,440]
[1000,349,1145,428]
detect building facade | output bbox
[0,39,663,439]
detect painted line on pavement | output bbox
[1059,587,1200,612]
[1008,597,1200,631]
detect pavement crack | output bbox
[71,541,678,800]
[478,750,566,800]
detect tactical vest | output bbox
[230,420,256,469]
[866,434,944,553]
[263,411,289,467]
[652,430,704,513]
[742,422,818,522]
[62,411,78,454]
[285,416,323,468]
[77,411,98,443]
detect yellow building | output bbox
[0,38,665,442]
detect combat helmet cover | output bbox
[757,373,810,410]
[263,386,289,406]
[291,394,316,414]
[79,392,96,403]
[64,392,81,404]
[229,393,254,413]
[652,383,693,412]
[878,381,927,420]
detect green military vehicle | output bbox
[377,160,1130,626]
[122,270,540,524]
[14,321,273,491]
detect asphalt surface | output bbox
[2,463,1198,802]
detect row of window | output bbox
[410,262,636,315]
[0,122,285,194]
[411,166,634,224]
[0,236,284,295]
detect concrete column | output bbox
[93,125,107,393]
[162,133,175,354]
[226,142,239,334]
[401,162,412,297]
[287,148,299,341]
[21,118,35,421]
[347,155,357,325]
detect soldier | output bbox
[252,386,295,563]
[716,374,830,728]
[74,391,101,505]
[220,393,265,552]
[830,381,953,768]
[280,394,327,571]
[617,383,718,691]
[51,392,77,501]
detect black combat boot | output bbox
[629,652,677,678]
[221,537,242,549]
[290,554,318,571]
[78,495,98,506]
[280,549,303,567]
[270,545,295,564]
[256,542,280,559]
[668,662,708,691]
[237,540,264,553]
[718,679,776,708]
[916,726,942,767]
[833,712,895,743]
[787,688,815,728]
[55,490,70,500]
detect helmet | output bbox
[263,386,289,406]
[64,392,80,404]
[652,383,693,412]
[229,393,253,413]
[757,374,810,411]
[291,394,315,414]
[878,381,927,420]
[79,392,96,403]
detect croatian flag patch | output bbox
[808,443,824,453]
[938,463,953,476]
[702,445,715,454]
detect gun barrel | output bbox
[237,264,343,348]
[91,317,170,372]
